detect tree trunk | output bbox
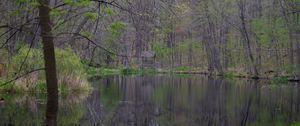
[238,1,258,77]
[279,0,294,65]
[203,2,223,74]
[38,0,58,125]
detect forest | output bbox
[0,0,299,126]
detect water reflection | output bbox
[94,75,300,126]
[0,75,299,126]
[45,88,58,126]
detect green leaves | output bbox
[103,7,116,16]
[83,12,98,21]
[79,31,93,39]
[29,1,40,8]
[63,0,91,7]
[251,18,270,45]
[108,21,126,37]
[251,17,288,46]
[50,9,67,17]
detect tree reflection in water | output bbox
[0,75,299,126]
[45,86,58,126]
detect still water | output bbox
[0,75,299,126]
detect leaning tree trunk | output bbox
[38,0,58,125]
[238,1,259,77]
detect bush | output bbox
[121,67,157,75]
[0,46,91,92]
[173,66,191,71]
[121,68,139,75]
[224,71,237,79]
[271,76,289,85]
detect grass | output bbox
[172,66,192,71]
[121,67,157,75]
[0,46,92,93]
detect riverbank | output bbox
[158,70,300,83]
[1,64,298,93]
[85,66,300,84]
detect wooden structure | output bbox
[0,62,4,77]
[141,51,156,68]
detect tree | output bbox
[38,0,58,125]
[237,0,258,77]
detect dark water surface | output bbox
[0,75,300,126]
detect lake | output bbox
[0,75,299,126]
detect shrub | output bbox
[121,67,157,75]
[173,66,191,71]
[271,76,289,85]
[121,67,139,75]
[224,71,236,79]
[1,46,91,92]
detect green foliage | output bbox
[251,17,288,46]
[1,46,90,92]
[55,47,85,75]
[53,19,66,30]
[121,68,139,75]
[29,1,40,8]
[121,68,157,75]
[173,66,191,71]
[251,18,271,45]
[83,12,98,21]
[223,71,237,79]
[102,7,116,15]
[79,31,93,39]
[35,82,47,92]
[108,21,126,37]
[271,76,289,85]
[282,64,300,81]
[8,46,44,77]
[153,42,172,58]
[50,9,66,17]
[290,122,300,126]
[63,0,91,7]
[59,82,69,95]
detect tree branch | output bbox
[56,32,148,58]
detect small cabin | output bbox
[141,51,156,68]
[0,62,4,77]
